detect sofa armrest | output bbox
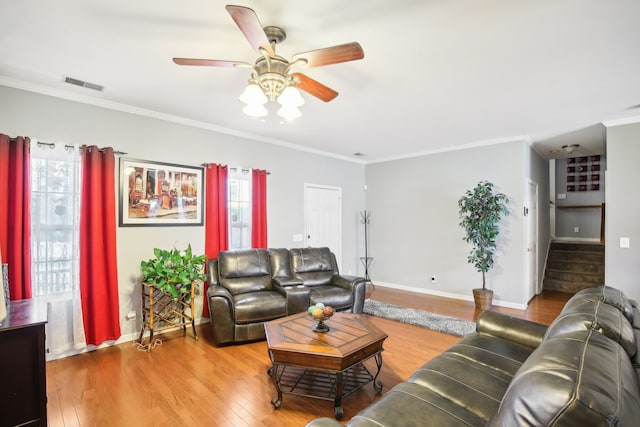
[273,277,303,287]
[304,417,343,427]
[207,284,235,345]
[476,310,547,349]
[330,274,365,291]
[330,275,367,314]
[273,279,310,314]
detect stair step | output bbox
[543,279,603,293]
[543,241,605,294]
[548,251,604,263]
[545,269,604,284]
[546,260,604,274]
[549,242,604,253]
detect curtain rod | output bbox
[36,141,127,155]
[201,163,271,174]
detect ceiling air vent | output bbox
[64,76,104,92]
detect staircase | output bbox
[543,241,605,293]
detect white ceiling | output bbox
[1,0,639,163]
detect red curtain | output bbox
[203,164,228,318]
[251,169,268,249]
[0,134,32,300]
[79,145,121,345]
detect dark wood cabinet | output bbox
[0,300,47,427]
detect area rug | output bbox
[363,299,476,337]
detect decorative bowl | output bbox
[307,304,334,333]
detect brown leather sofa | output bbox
[306,285,640,426]
[206,247,366,346]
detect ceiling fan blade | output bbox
[225,5,275,56]
[292,73,338,102]
[173,58,251,68]
[292,42,364,68]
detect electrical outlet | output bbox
[574,227,580,233]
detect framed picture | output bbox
[119,158,204,226]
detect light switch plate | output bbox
[620,237,630,248]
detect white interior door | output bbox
[525,180,539,299]
[304,184,342,268]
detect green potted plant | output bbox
[458,181,509,310]
[140,244,207,300]
[138,244,207,349]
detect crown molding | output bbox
[601,115,640,128]
[0,76,366,165]
[366,134,531,164]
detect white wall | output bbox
[0,85,366,340]
[605,122,640,302]
[364,140,543,307]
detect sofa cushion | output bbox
[406,331,539,423]
[232,291,287,324]
[488,330,640,426]
[218,249,273,295]
[290,247,336,286]
[343,382,487,427]
[544,298,637,357]
[268,248,293,278]
[309,285,352,311]
[570,285,634,322]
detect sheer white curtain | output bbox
[31,141,85,359]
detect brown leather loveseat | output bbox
[307,285,640,426]
[206,247,366,346]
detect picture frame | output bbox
[119,158,204,226]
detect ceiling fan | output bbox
[172,5,365,120]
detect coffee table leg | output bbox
[334,372,344,419]
[270,364,282,409]
[373,353,384,393]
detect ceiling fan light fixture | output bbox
[277,105,302,121]
[239,83,267,105]
[242,102,268,118]
[174,6,365,122]
[277,86,304,107]
[562,144,580,154]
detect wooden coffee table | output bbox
[264,311,388,419]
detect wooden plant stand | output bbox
[137,282,197,351]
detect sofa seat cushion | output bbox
[407,332,538,423]
[344,382,486,427]
[309,285,352,311]
[488,330,640,426]
[232,291,287,324]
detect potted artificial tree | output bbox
[138,244,206,349]
[458,181,509,310]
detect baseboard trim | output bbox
[553,237,602,243]
[46,317,210,361]
[372,281,528,310]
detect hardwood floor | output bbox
[45,287,571,427]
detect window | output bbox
[30,145,81,296]
[228,168,252,249]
